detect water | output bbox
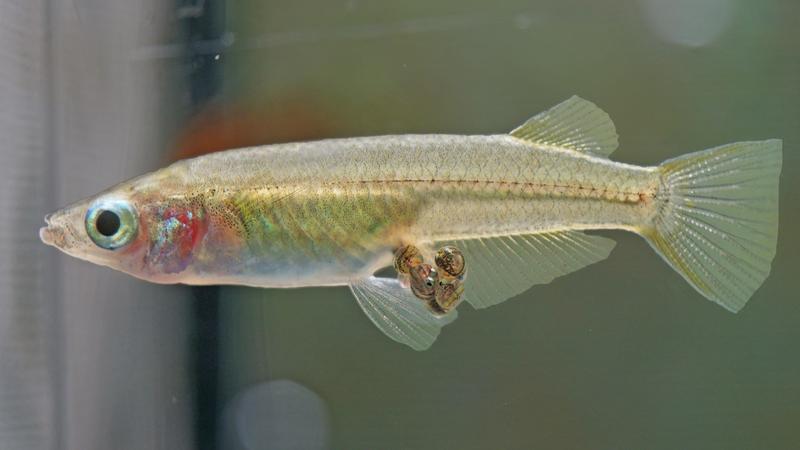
[2,0,798,449]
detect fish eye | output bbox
[85,200,138,250]
[96,210,121,236]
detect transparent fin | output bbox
[446,231,616,309]
[646,140,782,312]
[509,96,619,158]
[349,276,457,351]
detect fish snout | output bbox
[39,222,66,248]
[39,209,79,250]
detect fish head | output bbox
[39,169,208,283]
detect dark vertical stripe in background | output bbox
[179,1,226,448]
[190,286,220,450]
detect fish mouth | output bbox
[39,213,66,248]
[39,225,65,247]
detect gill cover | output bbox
[146,207,206,274]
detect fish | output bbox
[40,96,782,350]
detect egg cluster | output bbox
[393,244,466,315]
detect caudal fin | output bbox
[644,140,782,312]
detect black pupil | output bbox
[96,210,121,237]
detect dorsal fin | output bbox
[510,96,619,158]
[443,231,616,309]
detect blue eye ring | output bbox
[85,199,138,250]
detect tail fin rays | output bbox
[645,140,782,312]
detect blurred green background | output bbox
[197,0,799,449]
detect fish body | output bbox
[41,97,782,350]
[158,134,655,287]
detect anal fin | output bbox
[445,231,616,309]
[350,276,457,351]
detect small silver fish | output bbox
[40,96,782,350]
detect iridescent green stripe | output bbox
[225,185,419,265]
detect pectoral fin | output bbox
[349,276,458,351]
[444,231,616,309]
